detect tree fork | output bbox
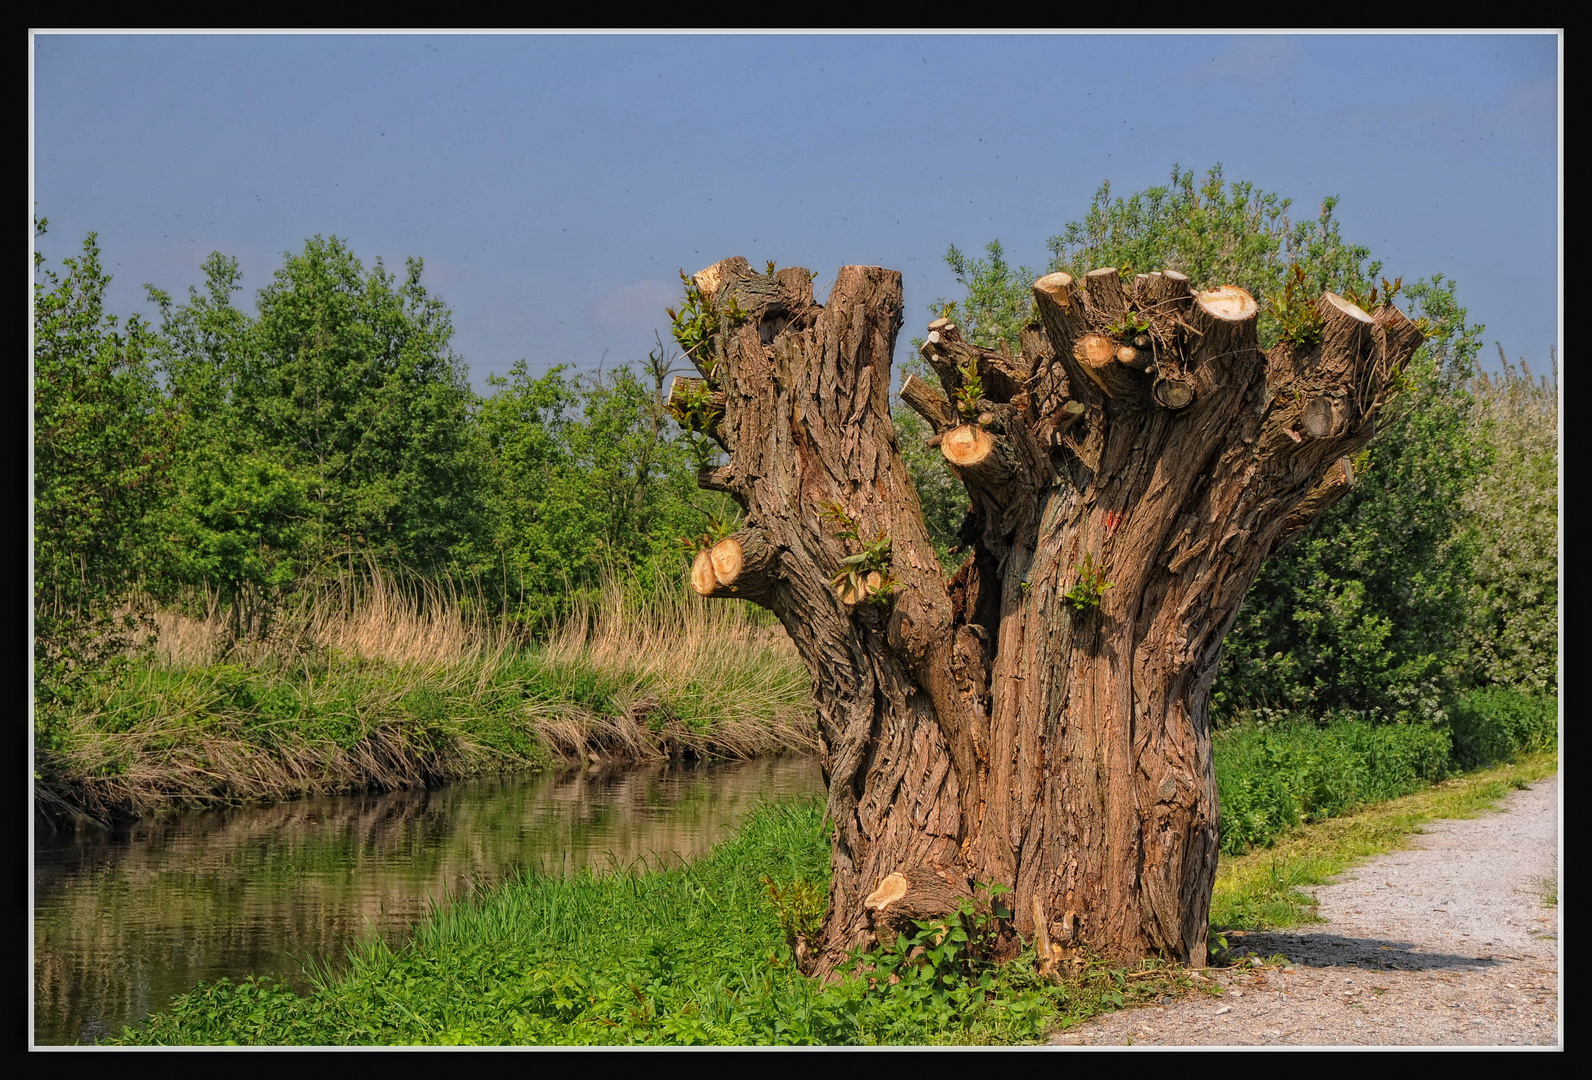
[679,255,1424,977]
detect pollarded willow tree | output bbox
[669,255,1423,976]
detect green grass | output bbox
[109,798,1203,1046]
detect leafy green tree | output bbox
[472,361,581,614]
[155,444,313,640]
[149,237,489,596]
[474,351,729,622]
[1460,349,1558,692]
[239,236,487,571]
[144,254,310,635]
[33,221,175,730]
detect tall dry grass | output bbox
[44,570,816,824]
[147,568,499,670]
[531,576,813,761]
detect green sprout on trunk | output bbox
[1063,552,1114,612]
[820,502,899,606]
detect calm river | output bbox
[33,755,825,1045]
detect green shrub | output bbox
[1214,718,1453,855]
[1447,688,1558,769]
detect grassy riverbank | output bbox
[37,578,816,825]
[109,719,1557,1046]
[111,798,1202,1046]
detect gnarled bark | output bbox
[675,256,1424,976]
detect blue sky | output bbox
[31,32,1560,391]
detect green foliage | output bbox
[37,222,745,663]
[146,237,489,598]
[820,503,898,605]
[156,447,313,637]
[1061,552,1113,612]
[666,270,747,376]
[1104,309,1152,340]
[668,378,722,432]
[1268,263,1324,346]
[1047,165,1390,350]
[829,884,1065,1043]
[932,241,1036,353]
[952,359,985,420]
[471,357,733,625]
[1052,165,1291,296]
[241,237,487,571]
[1446,688,1557,770]
[665,271,718,371]
[1213,717,1454,856]
[33,222,175,735]
[678,517,737,556]
[1343,274,1405,315]
[762,875,825,957]
[1460,351,1558,692]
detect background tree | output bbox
[147,238,490,620]
[33,222,175,732]
[471,351,735,624]
[1460,348,1558,692]
[146,253,312,639]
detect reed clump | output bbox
[38,570,816,825]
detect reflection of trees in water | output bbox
[34,756,822,1044]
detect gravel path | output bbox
[1051,775,1561,1048]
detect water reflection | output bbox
[33,756,824,1045]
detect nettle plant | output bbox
[847,882,1016,998]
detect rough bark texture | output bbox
[678,257,1424,976]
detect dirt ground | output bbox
[1050,774,1561,1048]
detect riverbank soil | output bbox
[1051,775,1560,1047]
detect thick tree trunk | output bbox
[678,257,1423,976]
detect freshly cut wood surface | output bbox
[709,536,742,584]
[940,423,996,466]
[689,548,717,596]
